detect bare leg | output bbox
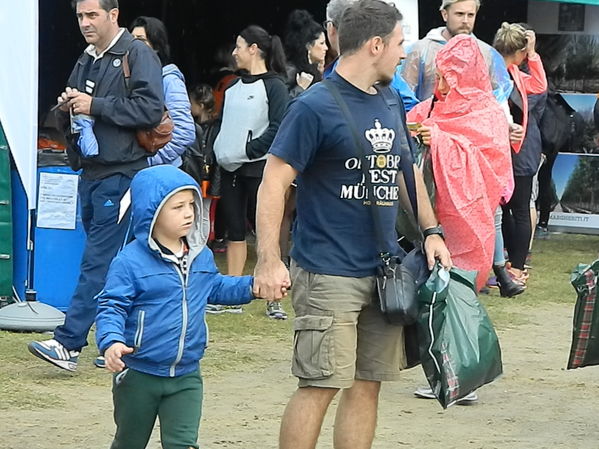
[333,380,381,449]
[226,240,247,276]
[279,387,338,449]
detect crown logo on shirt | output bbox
[365,119,395,154]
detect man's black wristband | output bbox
[422,225,444,241]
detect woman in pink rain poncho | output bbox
[407,34,513,291]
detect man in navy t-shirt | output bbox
[271,71,407,277]
[254,1,451,448]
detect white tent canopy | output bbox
[0,1,38,209]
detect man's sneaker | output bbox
[206,304,225,314]
[413,386,436,399]
[223,305,243,314]
[94,355,106,369]
[28,339,79,372]
[456,391,479,405]
[266,301,288,320]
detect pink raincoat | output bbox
[407,35,513,290]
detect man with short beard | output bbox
[402,0,512,104]
[324,0,420,111]
[254,1,451,447]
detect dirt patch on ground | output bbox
[4,302,599,449]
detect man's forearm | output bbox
[256,156,296,263]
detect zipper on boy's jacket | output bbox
[170,262,189,377]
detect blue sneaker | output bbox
[28,339,79,372]
[94,355,106,369]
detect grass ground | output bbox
[1,233,597,414]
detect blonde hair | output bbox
[493,22,527,56]
[440,0,480,11]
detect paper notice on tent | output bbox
[36,172,79,230]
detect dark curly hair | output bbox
[129,16,171,66]
[284,9,325,82]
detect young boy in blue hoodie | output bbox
[95,164,257,449]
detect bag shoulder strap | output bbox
[323,79,419,258]
[122,51,131,90]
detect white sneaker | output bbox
[456,391,479,405]
[413,386,436,399]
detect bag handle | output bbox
[323,79,419,261]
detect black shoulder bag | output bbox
[323,80,427,328]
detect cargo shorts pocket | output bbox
[292,315,335,380]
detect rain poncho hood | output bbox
[407,35,513,290]
[131,164,209,263]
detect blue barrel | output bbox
[33,166,85,311]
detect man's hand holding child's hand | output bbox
[105,342,134,373]
[252,282,290,300]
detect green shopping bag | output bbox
[417,265,503,408]
[567,260,599,370]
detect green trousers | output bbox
[110,367,203,449]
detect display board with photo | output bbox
[536,34,599,94]
[549,153,599,234]
[559,93,599,154]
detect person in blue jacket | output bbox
[131,16,196,167]
[95,164,258,449]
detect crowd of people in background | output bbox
[25,0,565,447]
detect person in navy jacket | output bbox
[96,165,257,449]
[28,0,164,372]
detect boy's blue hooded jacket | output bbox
[95,165,254,377]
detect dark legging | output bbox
[219,170,261,242]
[502,175,533,270]
[537,152,558,227]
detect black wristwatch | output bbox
[422,225,444,241]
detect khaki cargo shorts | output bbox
[290,261,407,389]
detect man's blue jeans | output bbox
[53,174,132,351]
